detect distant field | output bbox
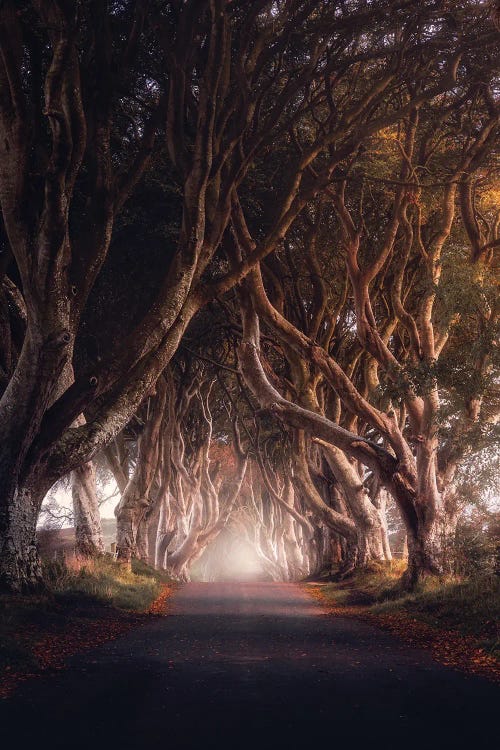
[38,519,118,558]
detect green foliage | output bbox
[450,517,499,578]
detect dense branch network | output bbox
[0,1,498,590]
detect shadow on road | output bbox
[1,582,497,748]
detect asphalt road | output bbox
[1,582,498,749]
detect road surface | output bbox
[1,582,498,748]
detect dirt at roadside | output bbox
[307,584,500,683]
[0,584,174,699]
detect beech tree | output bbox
[0,0,497,591]
[243,211,393,571]
[0,0,169,589]
[141,363,248,581]
[236,84,498,586]
[229,467,332,582]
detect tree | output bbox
[1,0,497,590]
[236,79,499,586]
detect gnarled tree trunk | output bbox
[115,380,167,564]
[321,442,390,566]
[0,485,43,592]
[0,330,71,590]
[71,462,105,557]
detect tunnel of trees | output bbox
[0,0,498,593]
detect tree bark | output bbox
[115,381,166,564]
[0,331,71,590]
[71,461,105,557]
[0,482,45,593]
[321,442,389,566]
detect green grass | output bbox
[45,555,173,611]
[0,555,174,675]
[318,560,408,606]
[316,561,500,658]
[372,575,500,657]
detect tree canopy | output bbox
[0,0,498,591]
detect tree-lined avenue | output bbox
[1,582,498,748]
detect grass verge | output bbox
[0,555,175,697]
[308,561,500,681]
[46,555,173,611]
